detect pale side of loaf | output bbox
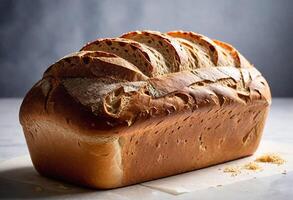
[19,30,271,189]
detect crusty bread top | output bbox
[121,31,189,73]
[22,30,271,129]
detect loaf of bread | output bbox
[19,30,271,189]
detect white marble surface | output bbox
[0,98,292,199]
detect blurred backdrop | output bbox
[0,0,292,97]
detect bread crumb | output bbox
[255,153,285,165]
[34,186,43,192]
[57,184,69,190]
[282,170,287,175]
[223,166,241,176]
[243,162,262,171]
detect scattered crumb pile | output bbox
[223,166,241,176]
[223,153,285,177]
[223,162,262,176]
[243,162,262,171]
[255,153,285,165]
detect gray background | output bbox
[0,0,292,97]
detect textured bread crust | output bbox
[20,30,271,189]
[81,38,162,77]
[213,40,251,68]
[121,31,189,72]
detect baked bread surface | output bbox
[20,30,271,189]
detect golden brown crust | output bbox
[167,31,244,68]
[120,103,269,185]
[81,38,161,77]
[98,66,270,126]
[20,30,271,189]
[44,51,148,81]
[213,40,252,68]
[121,30,189,72]
[20,83,124,188]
